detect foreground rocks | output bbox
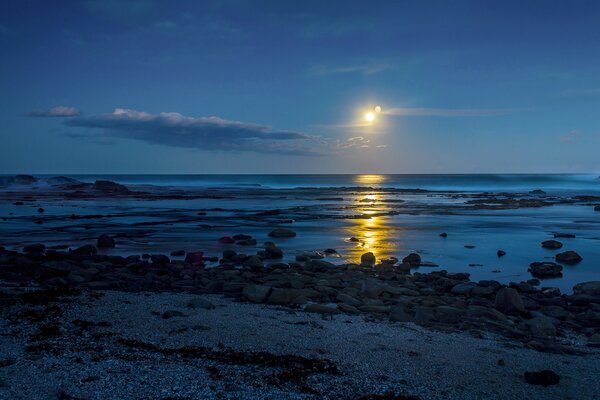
[0,245,599,354]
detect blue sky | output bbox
[1,0,599,174]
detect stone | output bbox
[232,234,252,241]
[243,255,264,270]
[541,305,568,319]
[526,316,556,338]
[466,305,507,321]
[264,243,283,259]
[528,262,563,278]
[337,293,362,307]
[439,232,448,237]
[242,284,272,303]
[573,281,600,296]
[402,253,421,266]
[170,250,185,257]
[595,205,600,212]
[337,303,360,315]
[451,282,476,295]
[414,306,436,324]
[37,207,45,213]
[71,244,97,256]
[360,252,376,267]
[555,250,582,264]
[150,254,170,264]
[237,238,257,246]
[390,307,414,322]
[185,251,204,264]
[554,233,575,238]
[541,240,562,249]
[218,236,235,244]
[524,370,560,386]
[187,297,216,310]
[305,304,341,315]
[497,250,506,257]
[268,228,297,238]
[435,306,465,324]
[97,234,115,249]
[267,288,309,305]
[23,243,45,253]
[495,287,525,314]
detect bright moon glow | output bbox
[365,112,375,122]
[375,105,382,113]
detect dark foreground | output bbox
[1,243,600,399]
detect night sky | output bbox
[1,0,599,174]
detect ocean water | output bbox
[53,173,600,193]
[1,174,599,292]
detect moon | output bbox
[374,105,382,113]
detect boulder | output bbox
[267,288,310,305]
[435,306,465,324]
[305,304,341,315]
[71,244,97,256]
[497,250,506,257]
[526,316,556,338]
[555,251,582,264]
[541,240,562,249]
[595,205,600,212]
[360,252,376,267]
[268,228,296,238]
[402,253,421,266]
[23,243,45,254]
[232,234,252,241]
[242,255,264,270]
[237,238,257,246]
[524,370,560,386]
[451,282,476,295]
[494,287,525,314]
[170,250,185,257]
[97,234,115,249]
[336,293,362,307]
[528,262,563,278]
[264,243,283,258]
[185,251,204,264]
[218,236,235,244]
[242,284,272,303]
[573,281,600,296]
[337,303,360,315]
[150,254,170,264]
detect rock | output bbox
[524,370,560,386]
[451,282,476,295]
[360,252,376,267]
[541,305,568,319]
[349,237,360,242]
[93,180,129,193]
[497,250,506,257]
[495,287,525,314]
[242,284,272,303]
[305,304,341,315]
[97,234,115,249]
[37,207,45,213]
[402,253,421,266]
[337,303,360,315]
[541,240,562,249]
[337,293,362,307]
[264,243,283,258]
[304,259,335,272]
[150,254,170,264]
[529,189,546,196]
[414,306,436,324]
[13,174,38,184]
[23,243,45,253]
[232,234,252,241]
[435,306,465,324]
[526,316,556,338]
[243,255,264,270]
[529,262,563,278]
[162,310,187,319]
[573,281,600,296]
[170,250,185,257]
[466,305,507,322]
[464,245,475,249]
[439,232,448,238]
[555,251,582,264]
[358,305,390,313]
[71,244,97,256]
[187,297,215,310]
[595,205,600,212]
[390,307,414,322]
[268,228,296,238]
[267,288,309,305]
[185,251,204,264]
[222,250,236,259]
[218,236,235,244]
[237,238,257,246]
[324,248,338,255]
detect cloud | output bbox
[311,62,393,76]
[63,108,327,155]
[381,107,510,117]
[27,106,81,117]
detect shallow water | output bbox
[1,174,599,292]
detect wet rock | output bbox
[23,243,45,254]
[304,259,335,272]
[150,254,170,264]
[595,205,600,211]
[349,237,360,242]
[529,189,546,196]
[554,233,575,238]
[71,244,97,256]
[435,306,465,324]
[337,303,360,314]
[529,262,563,278]
[305,304,341,315]
[494,287,525,314]
[232,234,252,241]
[97,234,115,249]
[464,245,475,249]
[451,282,476,295]
[360,252,376,267]
[526,316,556,338]
[185,251,204,264]
[524,370,560,386]
[37,207,45,213]
[218,236,235,244]
[222,250,236,260]
[555,251,582,264]
[242,284,272,303]
[268,228,297,238]
[439,232,448,238]
[264,243,283,258]
[402,253,421,266]
[573,281,600,296]
[390,306,415,322]
[337,293,362,307]
[541,305,568,319]
[237,238,257,246]
[170,250,185,257]
[93,180,129,193]
[541,240,562,249]
[187,297,216,310]
[497,250,506,257]
[243,255,264,270]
